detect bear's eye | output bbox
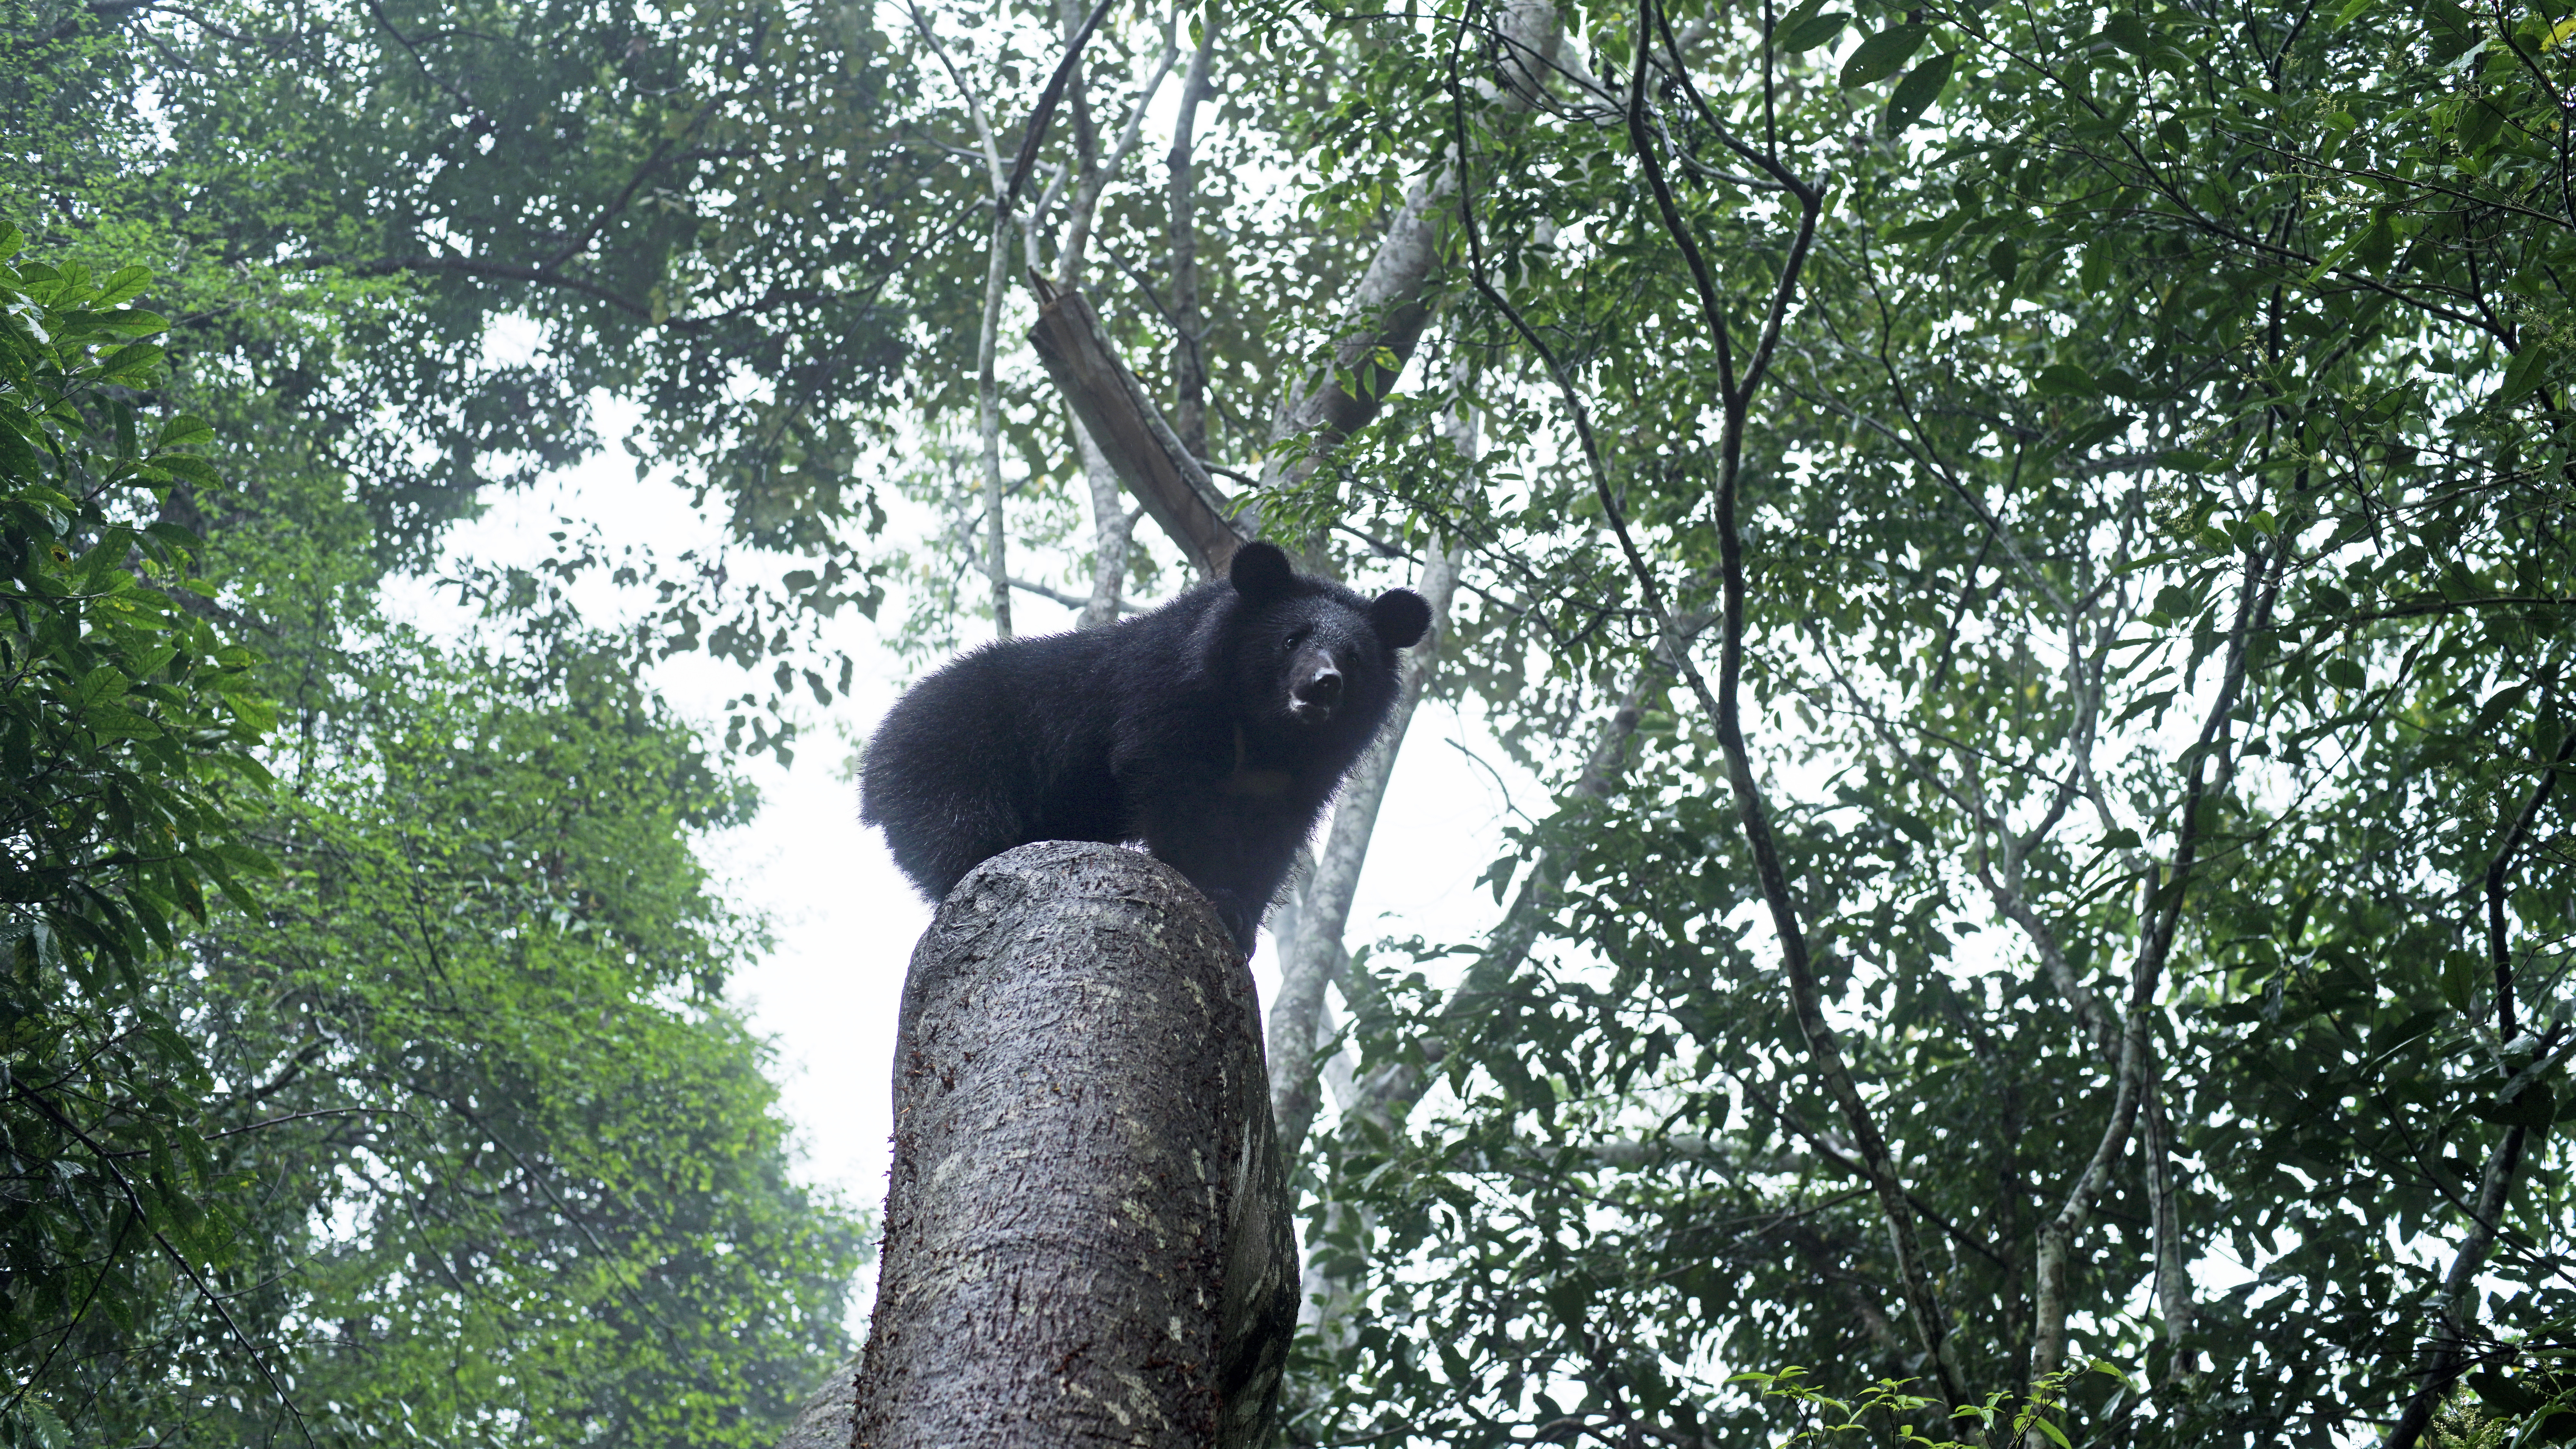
[1285,629,1308,649]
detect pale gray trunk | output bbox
[1043,8,1171,629]
[1071,412,1133,628]
[1168,13,1219,458]
[1253,1,1557,490]
[2026,546,2276,1433]
[1352,621,1696,1125]
[1254,171,1449,490]
[1267,540,1462,1161]
[1053,0,1179,293]
[849,842,1298,1449]
[976,212,1013,639]
[2142,1070,2194,1374]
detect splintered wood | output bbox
[1026,283,1248,578]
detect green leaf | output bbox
[2113,689,2176,725]
[154,454,221,486]
[1780,8,1850,52]
[207,840,282,878]
[2472,1081,2555,1128]
[1883,51,1957,135]
[77,666,132,709]
[2440,950,2480,1012]
[1986,236,2021,285]
[2100,12,2155,54]
[98,342,165,380]
[2456,97,2506,150]
[93,265,152,307]
[2468,684,2528,736]
[223,691,279,734]
[94,309,168,338]
[155,414,215,448]
[2034,362,2098,397]
[2496,343,2550,406]
[1840,22,1929,87]
[2159,448,2224,473]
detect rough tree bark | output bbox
[845,842,1300,1449]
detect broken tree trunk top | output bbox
[1028,284,1251,579]
[848,841,1298,1449]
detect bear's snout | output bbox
[1291,664,1344,721]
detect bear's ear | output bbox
[1228,541,1296,602]
[1369,589,1432,649]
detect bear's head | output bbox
[1225,541,1431,740]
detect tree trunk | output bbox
[848,841,1300,1449]
[774,1356,859,1449]
[976,212,1015,638]
[1167,13,1219,459]
[1267,539,1461,1160]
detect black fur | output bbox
[861,542,1432,954]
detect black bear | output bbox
[860,541,1432,954]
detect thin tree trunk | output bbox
[1031,5,1175,621]
[1252,0,1557,490]
[1053,1,1179,292]
[976,214,1013,640]
[2142,1069,2194,1376]
[1051,5,1124,633]
[2025,545,2278,1419]
[1352,622,1695,1124]
[1267,539,1461,1160]
[2380,1123,2531,1449]
[1254,172,1449,490]
[850,841,1298,1449]
[1583,2,1985,1424]
[905,3,1018,638]
[1168,11,1219,459]
[1071,411,1133,628]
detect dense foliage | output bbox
[13,0,2576,1442]
[1270,0,2576,1442]
[2,19,867,1442]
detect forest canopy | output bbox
[6,0,2576,1443]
